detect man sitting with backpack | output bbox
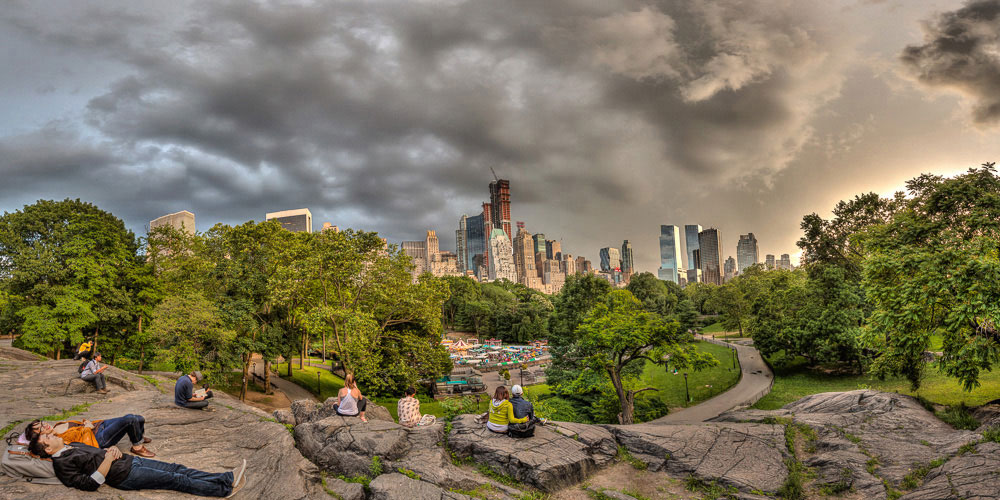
[80,353,109,394]
[507,385,545,438]
[24,414,155,458]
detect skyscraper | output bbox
[513,225,537,287]
[698,228,723,285]
[533,233,546,256]
[465,213,486,275]
[621,240,634,274]
[599,247,618,272]
[266,208,312,233]
[149,210,195,235]
[546,240,562,261]
[684,225,702,271]
[489,179,511,244]
[658,225,683,284]
[736,233,759,274]
[765,254,776,270]
[724,256,736,282]
[401,240,428,276]
[488,228,516,282]
[779,254,792,270]
[456,216,468,273]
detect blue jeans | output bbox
[94,414,145,448]
[116,456,233,497]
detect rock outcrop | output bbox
[0,351,325,499]
[5,345,1000,500]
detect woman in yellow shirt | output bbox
[486,386,527,434]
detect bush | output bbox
[937,404,979,431]
[440,395,482,420]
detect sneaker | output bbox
[232,459,247,489]
[226,469,246,498]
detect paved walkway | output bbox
[650,335,772,424]
[251,359,318,403]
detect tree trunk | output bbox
[300,333,306,369]
[240,353,250,401]
[608,369,635,425]
[93,326,99,352]
[55,348,61,360]
[321,330,327,363]
[264,359,272,395]
[137,317,144,374]
[287,356,292,377]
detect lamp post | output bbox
[684,372,690,403]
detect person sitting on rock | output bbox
[28,432,246,497]
[397,386,435,428]
[73,340,94,361]
[24,414,156,458]
[486,386,527,434]
[332,374,368,422]
[80,353,110,394]
[175,371,213,410]
[509,385,545,426]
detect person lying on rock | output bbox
[509,385,546,426]
[397,386,436,427]
[175,371,213,410]
[485,386,528,434]
[332,373,368,422]
[28,432,246,497]
[80,353,110,394]
[24,414,156,458]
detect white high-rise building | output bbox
[265,208,312,233]
[488,228,516,282]
[150,210,195,235]
[736,233,759,274]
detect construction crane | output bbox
[490,167,499,182]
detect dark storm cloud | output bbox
[901,0,1000,125]
[0,0,856,261]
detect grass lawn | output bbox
[524,384,552,399]
[753,352,1000,410]
[640,341,741,408]
[700,322,726,334]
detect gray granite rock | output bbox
[900,442,1000,500]
[369,473,473,500]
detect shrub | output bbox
[936,404,979,431]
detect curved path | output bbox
[650,335,772,424]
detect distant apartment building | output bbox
[546,240,562,261]
[149,210,195,235]
[621,240,634,274]
[533,233,546,256]
[779,253,792,270]
[698,228,723,285]
[488,228,516,282]
[686,268,701,286]
[658,225,683,284]
[456,215,468,273]
[736,233,759,274]
[724,256,736,282]
[684,225,702,272]
[561,254,576,275]
[765,254,776,270]
[266,208,312,233]
[401,240,428,276]
[321,222,339,232]
[513,226,537,287]
[599,246,621,273]
[575,256,588,274]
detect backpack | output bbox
[507,420,535,439]
[1,433,60,485]
[78,361,88,374]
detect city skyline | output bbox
[3,1,997,273]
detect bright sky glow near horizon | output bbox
[2,0,999,272]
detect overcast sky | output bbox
[2,0,999,272]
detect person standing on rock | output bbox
[485,386,528,434]
[28,432,246,497]
[175,371,213,410]
[24,415,156,458]
[332,374,368,422]
[80,353,109,394]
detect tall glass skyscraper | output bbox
[621,240,634,274]
[684,225,702,271]
[736,233,759,274]
[658,225,683,284]
[456,215,468,273]
[698,228,723,285]
[465,213,485,273]
[599,247,621,272]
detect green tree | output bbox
[626,272,677,317]
[147,293,237,377]
[571,290,715,424]
[546,273,612,387]
[861,165,1000,390]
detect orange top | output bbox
[53,420,103,448]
